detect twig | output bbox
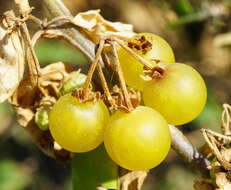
[113,38,154,70]
[82,39,105,100]
[96,60,115,107]
[201,128,231,171]
[41,0,100,64]
[169,125,210,177]
[111,42,133,111]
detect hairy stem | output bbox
[111,43,133,111]
[114,38,154,70]
[82,39,105,100]
[96,61,115,107]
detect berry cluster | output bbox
[36,33,207,171]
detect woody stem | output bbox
[96,62,115,107]
[114,38,155,70]
[82,39,105,100]
[111,42,133,111]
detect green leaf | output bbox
[0,159,30,190]
[166,12,208,28]
[174,0,194,15]
[35,39,87,66]
[72,144,118,190]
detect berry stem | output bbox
[96,61,115,107]
[28,15,43,26]
[111,42,133,111]
[82,39,105,100]
[114,38,155,70]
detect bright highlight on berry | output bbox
[118,33,175,91]
[104,106,171,171]
[49,93,109,153]
[143,63,207,125]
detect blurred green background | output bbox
[1,0,231,189]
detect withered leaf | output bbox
[0,11,24,103]
[194,179,214,190]
[14,0,32,15]
[216,172,231,189]
[119,169,147,190]
[72,10,135,42]
[11,61,73,127]
[10,61,73,161]
[39,61,73,97]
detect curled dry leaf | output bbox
[119,169,148,190]
[14,0,32,16]
[72,10,135,42]
[11,61,72,126]
[39,61,73,98]
[104,85,141,112]
[198,105,231,190]
[215,172,231,190]
[194,179,214,190]
[10,62,73,161]
[0,11,24,103]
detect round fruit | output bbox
[60,71,87,95]
[35,107,50,131]
[49,93,109,152]
[143,63,207,125]
[104,106,171,171]
[118,33,175,91]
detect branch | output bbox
[169,125,210,177]
[41,0,210,179]
[41,0,97,63]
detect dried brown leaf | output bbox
[11,62,73,127]
[39,62,73,97]
[9,62,73,161]
[216,185,231,190]
[107,85,140,112]
[216,172,231,189]
[119,169,148,190]
[0,11,24,103]
[72,10,135,42]
[14,0,32,15]
[13,106,34,127]
[221,149,231,163]
[25,119,71,162]
[194,179,214,190]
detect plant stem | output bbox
[114,38,154,70]
[169,125,210,177]
[111,42,133,111]
[28,15,43,26]
[96,62,115,107]
[45,15,73,26]
[22,23,41,76]
[41,0,98,64]
[82,39,105,100]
